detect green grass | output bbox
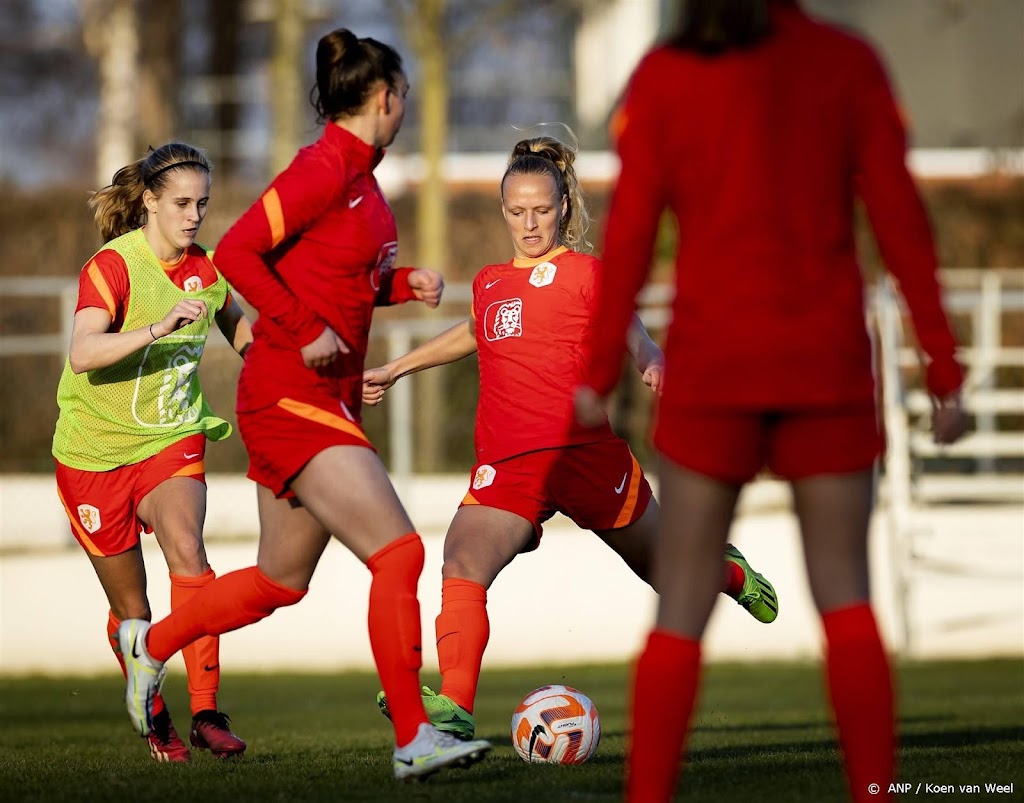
[1,659,1021,802]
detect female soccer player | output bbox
[115,29,490,780]
[574,1,970,800]
[365,133,778,741]
[53,141,252,762]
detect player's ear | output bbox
[560,193,568,220]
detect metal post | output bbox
[877,280,915,656]
[973,272,1001,473]
[388,327,414,480]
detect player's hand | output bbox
[932,391,969,445]
[153,299,208,337]
[409,268,444,308]
[642,362,664,396]
[300,325,350,368]
[362,366,397,406]
[574,385,609,428]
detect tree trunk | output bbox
[270,0,305,178]
[207,0,244,178]
[411,0,450,472]
[82,0,139,186]
[137,0,181,149]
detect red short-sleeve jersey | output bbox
[473,247,617,463]
[76,243,230,332]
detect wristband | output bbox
[150,324,157,341]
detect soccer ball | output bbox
[510,684,601,765]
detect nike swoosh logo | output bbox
[184,452,200,459]
[204,664,219,672]
[396,757,414,766]
[614,473,628,494]
[348,195,364,208]
[484,279,501,289]
[132,636,142,660]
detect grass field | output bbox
[1,659,1021,802]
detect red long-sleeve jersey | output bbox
[585,1,962,411]
[216,123,417,417]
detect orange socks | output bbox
[435,578,489,713]
[627,630,701,803]
[108,611,165,717]
[367,533,428,746]
[147,566,306,663]
[823,603,895,803]
[170,568,219,715]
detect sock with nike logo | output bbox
[435,577,489,714]
[170,568,220,715]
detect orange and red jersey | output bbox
[585,0,962,410]
[216,123,418,417]
[473,246,617,463]
[76,244,231,329]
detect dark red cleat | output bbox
[190,710,246,758]
[147,708,191,763]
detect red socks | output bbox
[170,568,219,715]
[367,533,428,746]
[823,603,895,803]
[723,560,745,597]
[107,611,165,717]
[147,566,306,663]
[435,578,489,713]
[627,630,701,802]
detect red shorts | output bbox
[459,439,653,548]
[654,404,883,483]
[54,433,207,557]
[238,396,376,498]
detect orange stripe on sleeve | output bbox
[612,452,642,529]
[262,188,286,247]
[86,259,117,318]
[277,398,371,444]
[56,485,104,557]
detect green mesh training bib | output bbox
[52,229,231,471]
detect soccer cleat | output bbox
[377,685,476,741]
[392,722,491,780]
[190,710,246,758]
[117,619,167,737]
[146,708,190,763]
[725,545,779,624]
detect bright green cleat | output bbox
[725,545,779,624]
[377,685,476,741]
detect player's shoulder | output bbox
[86,245,128,275]
[472,259,514,288]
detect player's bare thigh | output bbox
[254,484,331,590]
[138,476,210,576]
[442,505,535,589]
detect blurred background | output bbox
[0,0,1022,475]
[0,0,1021,671]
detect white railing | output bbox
[875,268,1024,655]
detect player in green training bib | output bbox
[52,142,252,763]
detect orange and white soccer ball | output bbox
[510,684,601,765]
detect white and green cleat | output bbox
[392,722,490,781]
[377,685,477,741]
[117,619,167,737]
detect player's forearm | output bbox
[626,313,664,374]
[389,319,476,380]
[69,327,160,373]
[215,300,254,359]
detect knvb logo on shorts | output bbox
[484,298,523,341]
[77,504,101,533]
[529,262,557,288]
[472,465,496,490]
